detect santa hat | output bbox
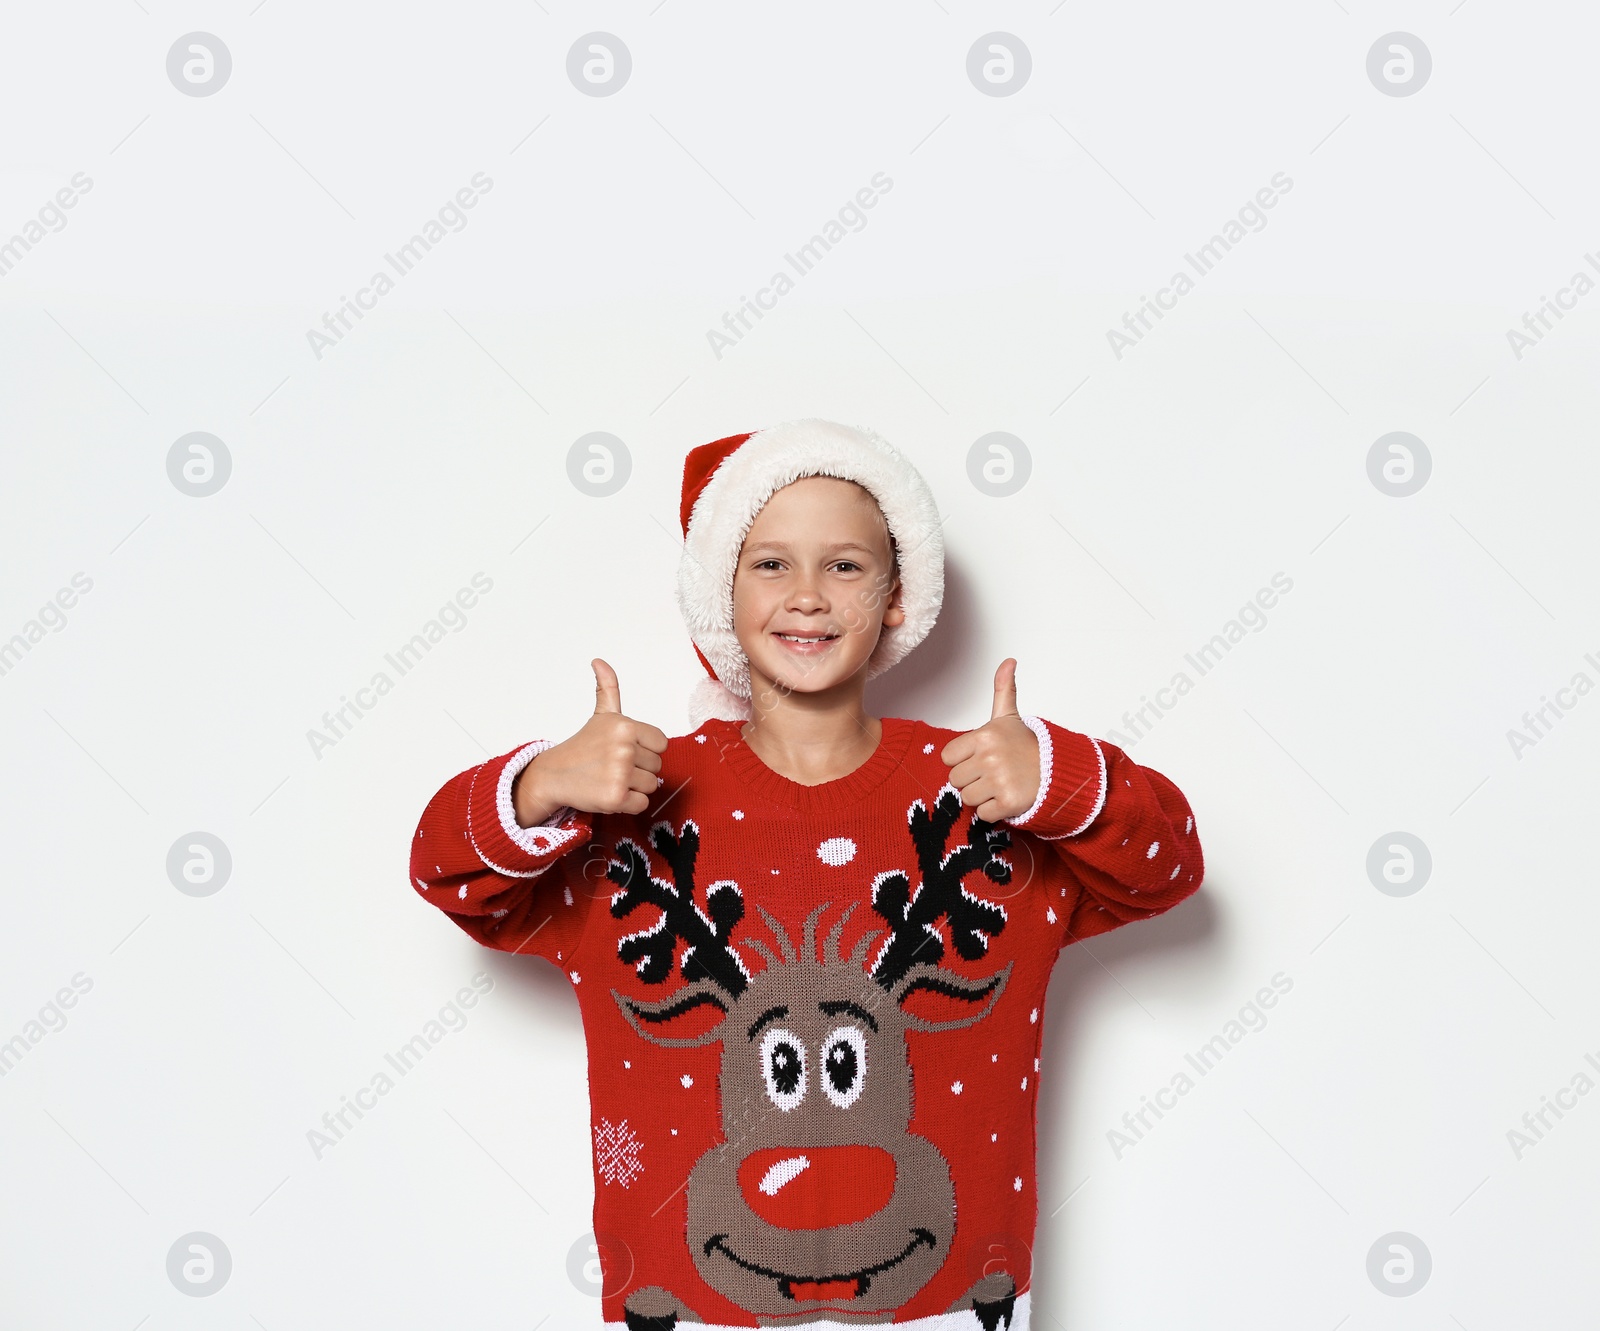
[676,418,944,729]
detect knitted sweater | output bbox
[410,714,1202,1331]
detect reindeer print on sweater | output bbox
[412,715,1204,1331]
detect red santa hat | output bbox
[677,418,945,729]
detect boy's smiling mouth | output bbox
[773,630,839,654]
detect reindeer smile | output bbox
[702,1228,939,1303]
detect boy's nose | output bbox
[737,1144,896,1229]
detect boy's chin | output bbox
[748,656,865,702]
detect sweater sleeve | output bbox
[1003,716,1203,946]
[409,739,598,968]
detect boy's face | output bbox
[732,476,905,703]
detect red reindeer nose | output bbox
[737,1145,897,1230]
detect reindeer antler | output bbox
[609,819,750,997]
[869,786,1012,988]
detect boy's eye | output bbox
[747,558,862,572]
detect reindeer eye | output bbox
[822,1026,867,1108]
[759,1027,806,1111]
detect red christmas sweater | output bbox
[411,713,1202,1331]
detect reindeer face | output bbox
[607,791,1014,1320]
[619,947,1010,1316]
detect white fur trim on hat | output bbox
[689,675,753,729]
[676,418,944,705]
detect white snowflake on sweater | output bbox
[818,836,856,866]
[594,1117,644,1189]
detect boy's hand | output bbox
[513,659,670,825]
[939,658,1040,823]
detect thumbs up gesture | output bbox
[512,659,671,826]
[938,658,1041,824]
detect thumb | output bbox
[990,657,1019,722]
[592,658,622,714]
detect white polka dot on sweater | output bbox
[1030,1008,1038,1023]
[1013,1177,1022,1191]
[1171,864,1181,879]
[681,1074,693,1088]
[1146,841,1160,858]
[695,734,707,744]
[732,809,744,820]
[818,837,856,866]
[1185,815,1193,834]
[458,885,468,900]
[991,1132,998,1142]
[923,742,935,754]
[952,1080,964,1094]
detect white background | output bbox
[2,2,1597,1327]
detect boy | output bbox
[411,419,1203,1331]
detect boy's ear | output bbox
[881,570,906,627]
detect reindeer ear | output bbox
[611,980,733,1048]
[893,960,1013,1033]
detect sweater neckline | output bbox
[707,715,914,814]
